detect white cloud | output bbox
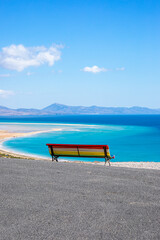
[0,73,11,77]
[0,44,63,71]
[26,72,34,76]
[82,65,108,73]
[0,89,14,98]
[52,69,63,74]
[116,67,125,71]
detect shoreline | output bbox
[0,128,61,160]
[0,130,160,170]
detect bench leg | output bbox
[108,159,111,166]
[105,158,111,166]
[52,156,58,162]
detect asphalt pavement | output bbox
[0,158,160,240]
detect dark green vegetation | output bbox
[0,152,34,160]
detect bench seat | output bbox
[46,144,114,165]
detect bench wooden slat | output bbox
[46,143,114,165]
[46,143,109,149]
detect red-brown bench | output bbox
[46,143,115,166]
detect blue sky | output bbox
[0,0,159,109]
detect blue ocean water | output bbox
[1,115,160,162]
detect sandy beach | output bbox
[0,129,61,160]
[0,129,160,170]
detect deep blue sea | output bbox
[1,115,160,162]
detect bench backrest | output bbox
[46,144,111,158]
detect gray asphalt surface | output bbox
[0,158,160,240]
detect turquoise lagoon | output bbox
[1,115,160,162]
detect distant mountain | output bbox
[0,103,160,116]
[0,106,41,116]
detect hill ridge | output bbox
[0,103,160,116]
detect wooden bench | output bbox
[46,144,115,166]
